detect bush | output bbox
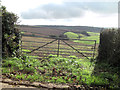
[2,6,21,57]
[97,29,120,66]
[80,31,90,36]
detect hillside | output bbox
[19,25,67,37]
[34,25,103,33]
[19,25,103,37]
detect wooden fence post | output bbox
[57,38,60,57]
[93,40,96,59]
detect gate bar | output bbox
[27,39,57,53]
[62,40,89,60]
[57,39,60,57]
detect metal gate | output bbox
[22,36,96,60]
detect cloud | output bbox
[21,3,84,19]
[83,2,117,14]
[21,2,117,19]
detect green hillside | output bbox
[64,31,100,45]
[74,32,100,45]
[64,32,79,39]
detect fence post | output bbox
[93,40,96,59]
[57,38,60,57]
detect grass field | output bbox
[64,32,79,39]
[64,31,100,45]
[74,32,100,45]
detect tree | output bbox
[2,6,21,57]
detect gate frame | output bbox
[26,37,96,60]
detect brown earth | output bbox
[1,78,107,90]
[19,26,67,36]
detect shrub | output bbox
[2,6,21,57]
[97,29,120,66]
[80,31,90,36]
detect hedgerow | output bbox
[2,6,21,57]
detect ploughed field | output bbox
[19,26,67,37]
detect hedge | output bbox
[2,6,21,57]
[97,29,120,66]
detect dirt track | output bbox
[0,82,40,89]
[1,78,70,90]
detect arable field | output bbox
[19,26,67,37]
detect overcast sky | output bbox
[1,0,119,28]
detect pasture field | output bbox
[74,32,100,44]
[64,32,79,39]
[64,31,99,45]
[79,32,100,43]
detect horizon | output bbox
[19,24,115,29]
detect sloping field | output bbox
[19,26,67,36]
[35,25,102,33]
